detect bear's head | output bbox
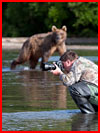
[52,25,67,44]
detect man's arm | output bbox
[59,72,76,86]
[51,63,76,86]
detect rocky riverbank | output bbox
[2,37,98,50]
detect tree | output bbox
[2,2,98,37]
[68,2,98,36]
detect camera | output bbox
[42,61,64,71]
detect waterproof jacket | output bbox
[60,57,98,87]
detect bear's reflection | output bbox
[18,70,67,109]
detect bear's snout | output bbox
[56,35,60,40]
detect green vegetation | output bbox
[2,2,98,37]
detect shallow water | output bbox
[2,111,98,131]
[2,50,98,131]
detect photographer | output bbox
[51,50,98,114]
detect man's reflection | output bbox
[71,113,98,131]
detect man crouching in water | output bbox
[51,50,98,114]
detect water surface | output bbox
[2,50,98,131]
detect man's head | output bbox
[60,50,78,72]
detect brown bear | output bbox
[11,25,67,69]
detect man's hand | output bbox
[51,63,63,76]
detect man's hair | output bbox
[60,50,78,61]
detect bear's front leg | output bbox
[40,52,51,69]
[29,58,39,69]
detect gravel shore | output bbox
[2,37,98,50]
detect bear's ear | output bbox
[62,26,67,32]
[52,26,57,32]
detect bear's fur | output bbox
[11,26,67,69]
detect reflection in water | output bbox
[2,68,69,112]
[71,113,98,131]
[17,70,67,109]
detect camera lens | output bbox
[42,63,56,71]
[42,61,63,71]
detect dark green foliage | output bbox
[2,2,98,37]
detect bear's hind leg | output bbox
[11,48,31,70]
[11,59,18,70]
[11,57,27,70]
[11,54,30,70]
